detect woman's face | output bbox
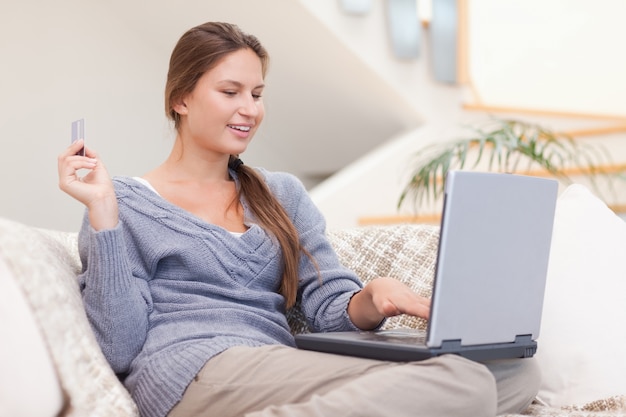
[174,48,265,158]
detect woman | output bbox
[58,21,539,417]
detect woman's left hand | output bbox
[347,277,431,330]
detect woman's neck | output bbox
[148,139,231,183]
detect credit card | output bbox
[71,118,85,156]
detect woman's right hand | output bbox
[57,139,119,230]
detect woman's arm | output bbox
[59,140,150,372]
[77,220,151,373]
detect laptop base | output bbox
[295,332,536,362]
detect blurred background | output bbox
[1,0,625,232]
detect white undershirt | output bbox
[133,177,160,196]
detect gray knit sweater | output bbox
[77,170,363,417]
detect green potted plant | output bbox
[398,118,615,212]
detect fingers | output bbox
[58,139,98,168]
[372,277,431,320]
[383,293,431,320]
[58,155,98,174]
[57,151,98,188]
[60,139,85,157]
[400,295,431,320]
[57,140,103,200]
[83,144,98,159]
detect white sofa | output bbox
[1,184,625,417]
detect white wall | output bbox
[468,0,626,117]
[0,0,172,232]
[302,0,626,124]
[309,0,626,229]
[310,122,475,230]
[300,0,464,124]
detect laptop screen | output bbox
[427,171,558,348]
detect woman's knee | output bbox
[448,356,498,416]
[404,355,498,417]
[509,357,542,411]
[485,357,541,414]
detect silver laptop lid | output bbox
[427,171,558,348]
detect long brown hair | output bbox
[165,22,310,308]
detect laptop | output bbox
[295,170,558,362]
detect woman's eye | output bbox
[223,91,236,96]
[252,94,262,100]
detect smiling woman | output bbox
[56,21,539,417]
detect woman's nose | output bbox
[239,95,260,117]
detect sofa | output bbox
[1,183,625,417]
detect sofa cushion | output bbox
[3,210,625,417]
[0,255,64,417]
[535,184,626,407]
[0,218,138,417]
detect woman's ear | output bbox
[172,98,188,116]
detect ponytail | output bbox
[229,156,316,308]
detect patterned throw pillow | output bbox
[327,224,439,331]
[287,224,439,334]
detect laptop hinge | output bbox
[514,334,533,344]
[440,339,462,350]
[440,334,534,349]
[439,334,537,361]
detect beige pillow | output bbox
[0,218,138,417]
[0,255,63,417]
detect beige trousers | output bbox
[168,345,540,417]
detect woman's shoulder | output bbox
[254,168,306,193]
[110,176,162,208]
[111,176,153,195]
[252,168,312,213]
[111,175,136,190]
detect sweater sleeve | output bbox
[264,171,363,332]
[78,212,151,374]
